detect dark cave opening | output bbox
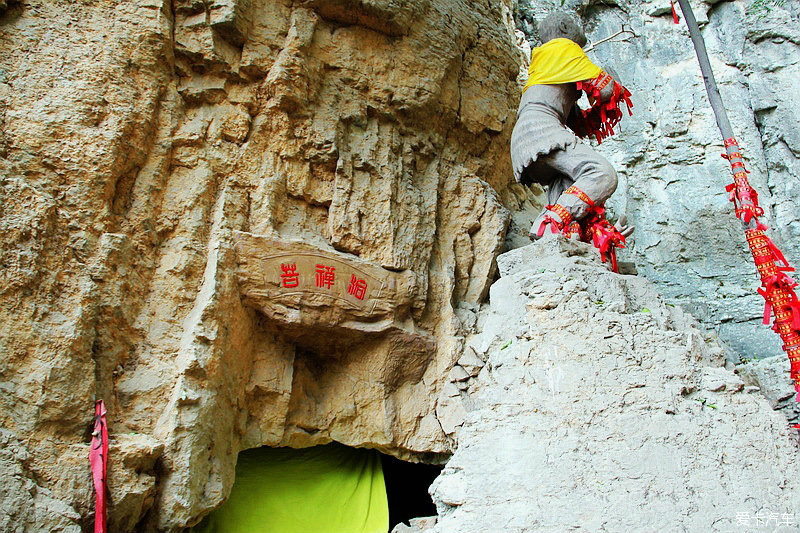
[381,454,443,531]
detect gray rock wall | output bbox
[514,0,800,362]
[430,237,800,532]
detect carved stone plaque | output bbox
[233,232,418,341]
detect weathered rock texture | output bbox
[515,0,800,362]
[4,0,800,531]
[430,238,800,532]
[737,354,800,426]
[0,0,539,530]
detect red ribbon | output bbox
[90,400,109,533]
[575,74,634,144]
[537,204,574,237]
[535,202,626,273]
[565,185,596,208]
[537,216,560,237]
[766,237,791,268]
[581,205,626,273]
[588,219,626,273]
[671,0,680,24]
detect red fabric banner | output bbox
[90,400,108,533]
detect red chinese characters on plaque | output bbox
[280,263,300,288]
[273,258,373,305]
[348,274,367,300]
[315,264,336,289]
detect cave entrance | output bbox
[381,453,442,531]
[191,443,442,533]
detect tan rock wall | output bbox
[0,0,538,530]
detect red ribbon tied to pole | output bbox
[674,0,800,406]
[90,400,109,533]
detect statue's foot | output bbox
[530,211,563,240]
[530,209,580,241]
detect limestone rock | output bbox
[737,355,800,425]
[429,239,800,533]
[0,0,527,530]
[410,516,437,530]
[392,516,438,533]
[447,365,471,383]
[0,431,82,533]
[456,350,485,377]
[108,434,165,532]
[234,232,432,354]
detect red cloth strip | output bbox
[537,204,573,237]
[575,74,633,144]
[90,400,108,533]
[537,215,560,237]
[581,206,626,273]
[564,221,581,239]
[547,204,573,226]
[564,185,596,207]
[596,73,613,91]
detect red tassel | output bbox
[671,1,680,24]
[767,238,790,268]
[576,76,633,144]
[762,298,772,325]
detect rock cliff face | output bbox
[2,0,800,531]
[516,0,800,362]
[429,238,800,532]
[0,0,537,530]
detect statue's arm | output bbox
[585,66,622,103]
[599,66,622,102]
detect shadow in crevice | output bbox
[381,454,442,531]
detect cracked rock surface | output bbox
[430,238,800,533]
[0,0,538,530]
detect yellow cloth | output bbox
[192,444,389,533]
[522,38,602,92]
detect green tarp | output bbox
[192,443,389,533]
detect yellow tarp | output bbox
[192,443,389,533]
[523,38,602,92]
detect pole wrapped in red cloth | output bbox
[674,0,800,415]
[721,136,800,400]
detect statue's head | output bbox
[539,13,587,47]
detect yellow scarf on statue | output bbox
[523,38,602,91]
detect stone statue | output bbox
[510,12,634,269]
